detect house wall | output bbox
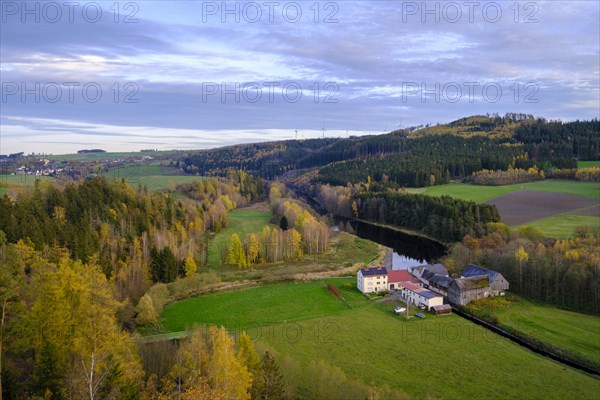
[490,275,510,294]
[448,285,490,306]
[401,288,443,310]
[358,273,387,293]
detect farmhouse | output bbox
[461,264,509,296]
[448,276,490,306]
[447,265,509,306]
[357,267,388,293]
[400,282,444,311]
[387,269,421,291]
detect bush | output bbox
[327,283,340,297]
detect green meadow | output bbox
[412,180,599,202]
[466,295,600,369]
[159,279,600,400]
[519,214,599,238]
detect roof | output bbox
[415,263,449,277]
[401,282,442,299]
[454,275,490,290]
[428,274,453,288]
[388,270,420,284]
[359,267,388,277]
[432,304,452,311]
[462,264,502,284]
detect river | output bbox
[335,217,446,270]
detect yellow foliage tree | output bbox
[183,257,198,277]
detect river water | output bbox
[336,218,446,270]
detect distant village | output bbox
[0,150,161,179]
[357,262,510,315]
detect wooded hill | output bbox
[182,115,599,188]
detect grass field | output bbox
[0,174,54,186]
[578,161,600,168]
[160,280,356,332]
[413,180,599,202]
[411,180,600,237]
[159,280,600,399]
[466,295,600,369]
[519,214,599,238]
[100,164,204,191]
[206,209,273,268]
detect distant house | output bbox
[357,267,388,293]
[400,282,444,311]
[447,265,509,306]
[387,269,421,291]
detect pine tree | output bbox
[260,351,285,400]
[279,216,289,231]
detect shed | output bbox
[431,304,452,315]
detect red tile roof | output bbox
[388,270,420,285]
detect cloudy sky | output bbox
[1,0,598,154]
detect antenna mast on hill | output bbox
[295,130,298,140]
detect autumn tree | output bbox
[208,327,252,400]
[136,294,159,327]
[225,234,246,269]
[183,257,198,277]
[237,332,262,399]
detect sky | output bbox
[1,0,599,154]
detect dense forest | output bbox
[316,135,526,187]
[354,192,500,242]
[515,119,600,163]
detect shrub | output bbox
[327,283,340,298]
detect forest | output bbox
[353,192,500,242]
[316,135,526,187]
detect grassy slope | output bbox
[414,180,599,202]
[262,305,599,400]
[160,280,600,399]
[206,209,273,268]
[481,297,600,368]
[519,214,599,238]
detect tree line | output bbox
[353,192,500,242]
